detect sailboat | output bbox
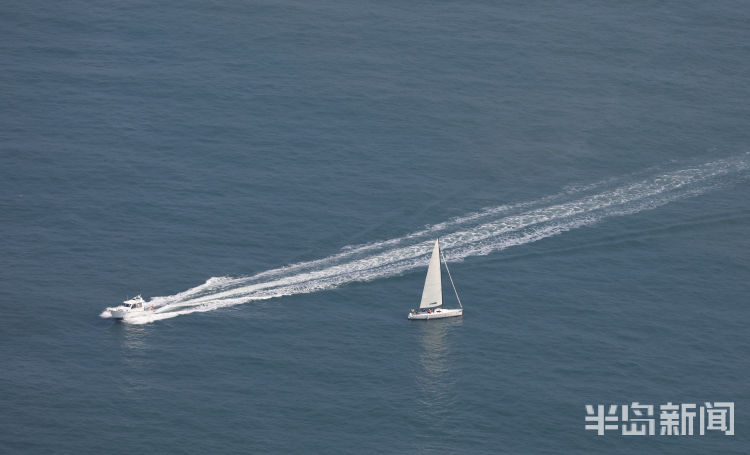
[408,238,463,320]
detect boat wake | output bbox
[103,154,750,324]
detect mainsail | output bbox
[419,239,443,309]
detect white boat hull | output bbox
[408,307,462,320]
[109,309,127,319]
[107,306,152,319]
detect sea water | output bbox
[1,1,749,453]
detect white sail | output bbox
[419,239,443,309]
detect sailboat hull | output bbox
[408,308,463,320]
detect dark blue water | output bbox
[2,1,749,453]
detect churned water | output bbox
[1,1,749,453]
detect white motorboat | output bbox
[106,295,152,319]
[408,238,464,320]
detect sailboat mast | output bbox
[440,244,463,309]
[438,239,444,307]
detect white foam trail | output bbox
[103,154,749,324]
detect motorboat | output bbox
[106,295,152,319]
